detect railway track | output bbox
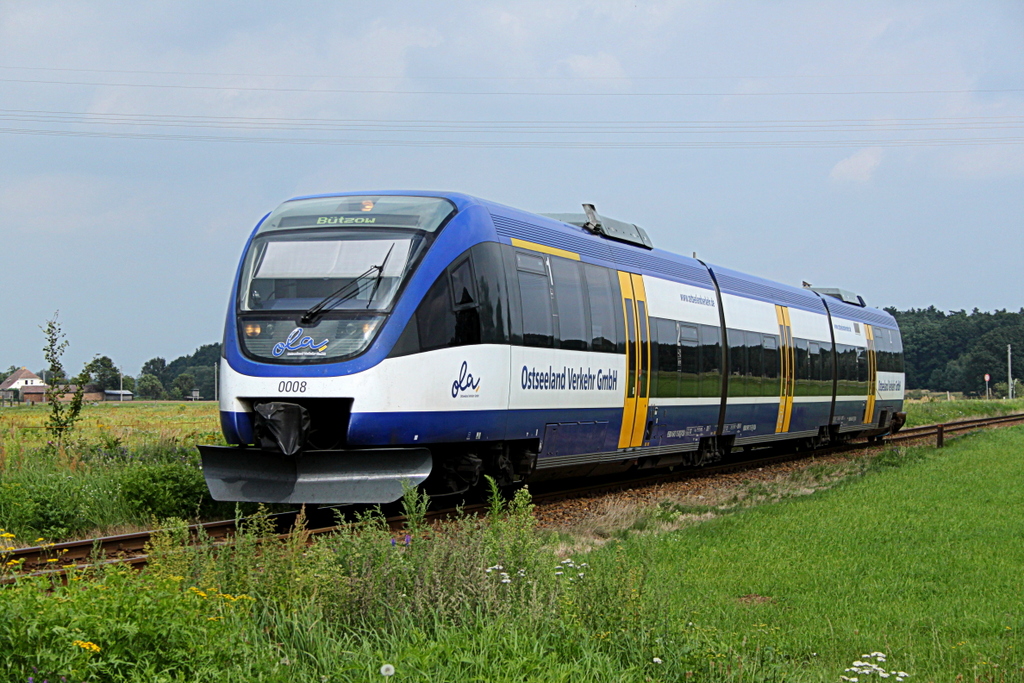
[5,411,1023,584]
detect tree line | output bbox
[3,343,222,401]
[888,307,1023,396]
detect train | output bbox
[198,192,905,504]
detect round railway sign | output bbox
[985,373,991,382]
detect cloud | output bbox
[830,148,883,183]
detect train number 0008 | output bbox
[278,380,307,393]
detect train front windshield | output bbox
[236,195,455,363]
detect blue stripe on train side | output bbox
[346,407,623,455]
[788,400,833,433]
[648,403,722,445]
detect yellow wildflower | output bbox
[46,558,59,563]
[72,640,101,653]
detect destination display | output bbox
[278,214,421,228]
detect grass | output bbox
[0,402,228,541]
[2,397,1023,543]
[615,427,1024,681]
[902,398,1024,427]
[3,426,1024,681]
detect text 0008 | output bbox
[278,381,307,393]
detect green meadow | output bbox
[1,398,1022,542]
[3,414,1024,681]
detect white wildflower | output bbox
[652,657,663,664]
[380,663,395,677]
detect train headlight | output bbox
[244,323,262,338]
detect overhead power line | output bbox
[1,75,1022,97]
[2,125,1021,149]
[1,64,1009,82]
[1,109,1023,134]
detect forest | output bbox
[889,307,1023,395]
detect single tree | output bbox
[172,373,196,399]
[141,357,167,385]
[136,373,164,400]
[41,312,85,441]
[83,355,121,391]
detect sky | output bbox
[1,1,1022,376]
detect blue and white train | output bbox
[199,192,905,503]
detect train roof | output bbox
[275,191,897,329]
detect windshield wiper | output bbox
[299,243,395,325]
[364,243,395,309]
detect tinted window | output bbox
[794,338,811,397]
[746,330,763,396]
[699,324,722,398]
[728,328,747,398]
[449,258,475,307]
[763,335,779,396]
[551,258,588,351]
[655,318,679,398]
[395,243,510,356]
[417,270,456,351]
[516,252,546,274]
[680,325,700,398]
[519,271,554,347]
[583,264,621,353]
[470,242,509,345]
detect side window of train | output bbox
[728,328,747,397]
[401,245,510,355]
[654,318,678,397]
[698,323,722,398]
[550,257,589,351]
[416,268,457,352]
[793,339,810,396]
[856,346,869,385]
[582,264,623,353]
[680,324,700,397]
[763,335,779,395]
[449,257,476,308]
[516,251,555,348]
[875,330,890,373]
[746,330,764,396]
[819,341,834,394]
[808,341,824,396]
[836,344,855,395]
[469,242,510,345]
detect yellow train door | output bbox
[863,324,877,424]
[617,272,651,448]
[774,305,796,433]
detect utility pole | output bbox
[119,367,123,402]
[1010,344,1015,400]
